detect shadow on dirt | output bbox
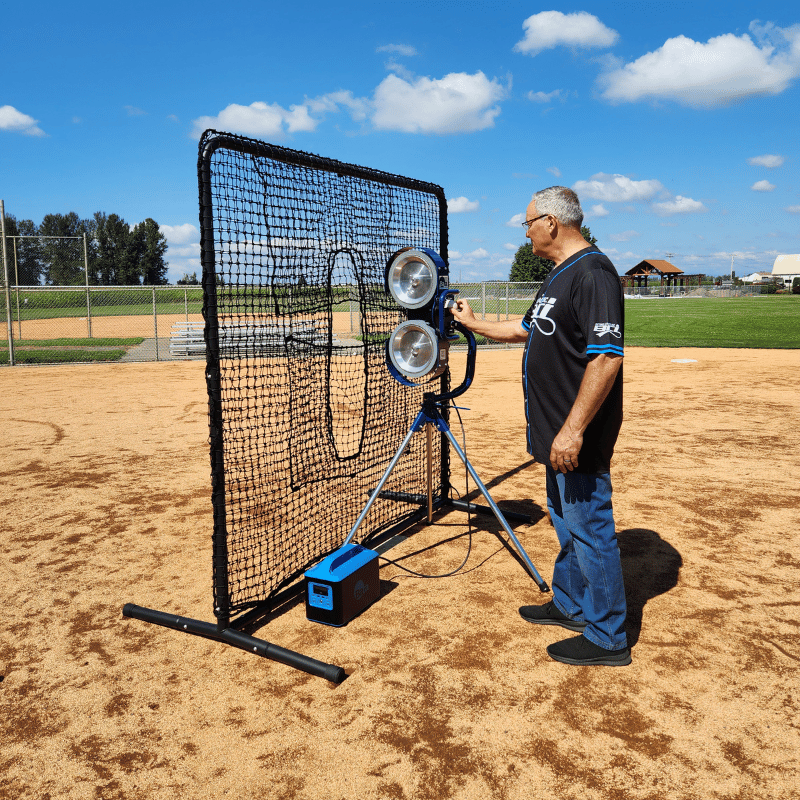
[618,528,683,647]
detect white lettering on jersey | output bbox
[593,322,621,338]
[531,296,557,335]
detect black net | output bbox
[198,131,449,622]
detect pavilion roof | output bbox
[625,259,683,276]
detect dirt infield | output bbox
[1,348,798,800]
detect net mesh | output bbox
[198,131,449,620]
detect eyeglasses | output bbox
[521,213,549,230]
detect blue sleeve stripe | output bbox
[521,318,531,332]
[587,344,624,357]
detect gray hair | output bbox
[532,186,584,229]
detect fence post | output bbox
[152,287,159,361]
[84,233,93,338]
[481,282,486,318]
[184,287,188,322]
[1,200,14,366]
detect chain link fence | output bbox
[4,278,775,366]
[0,282,544,366]
[1,285,203,365]
[623,284,769,298]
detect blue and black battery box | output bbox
[304,544,380,627]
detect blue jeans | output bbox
[546,466,628,650]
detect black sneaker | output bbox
[518,601,587,632]
[547,634,631,666]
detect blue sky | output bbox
[2,0,799,282]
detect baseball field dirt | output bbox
[1,347,798,799]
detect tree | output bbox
[509,226,598,281]
[177,272,200,285]
[792,277,800,295]
[94,212,144,285]
[16,218,43,284]
[93,213,168,285]
[2,214,44,285]
[136,218,168,285]
[39,212,92,285]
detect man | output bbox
[450,186,630,666]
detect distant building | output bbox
[771,254,800,288]
[623,259,686,294]
[741,271,774,284]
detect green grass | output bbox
[3,337,145,348]
[446,295,799,349]
[0,336,144,365]
[0,348,127,365]
[625,296,800,348]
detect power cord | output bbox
[378,401,508,579]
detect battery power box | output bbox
[304,544,380,627]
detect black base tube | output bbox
[122,603,345,684]
[447,498,533,524]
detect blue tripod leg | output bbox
[342,409,429,547]
[437,417,549,592]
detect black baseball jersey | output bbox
[521,246,624,472]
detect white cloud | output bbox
[609,230,640,242]
[589,204,610,217]
[506,212,525,227]
[751,179,776,192]
[598,21,800,107]
[747,154,785,168]
[448,196,480,213]
[459,247,490,260]
[514,11,618,56]
[448,247,514,280]
[527,90,562,103]
[573,173,664,202]
[372,72,506,133]
[547,166,562,178]
[165,244,201,259]
[383,60,416,82]
[503,243,518,251]
[125,105,147,116]
[192,101,318,138]
[786,205,800,214]
[0,105,45,136]
[193,72,505,138]
[305,90,369,121]
[162,224,202,282]
[161,223,199,245]
[376,44,418,57]
[652,195,707,215]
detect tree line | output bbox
[509,226,598,282]
[2,210,168,286]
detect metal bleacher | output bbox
[169,320,332,358]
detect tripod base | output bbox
[346,395,549,592]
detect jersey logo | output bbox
[593,322,621,338]
[531,296,557,336]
